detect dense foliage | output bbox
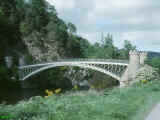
[135,65,160,83]
[0,0,89,89]
[83,34,136,59]
[145,57,160,74]
[0,0,89,59]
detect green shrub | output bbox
[136,65,160,82]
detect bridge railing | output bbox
[57,58,129,63]
[21,58,129,66]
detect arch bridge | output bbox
[18,51,148,86]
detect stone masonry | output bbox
[120,50,148,86]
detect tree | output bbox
[124,40,136,51]
[101,33,113,48]
[145,57,160,75]
[101,33,117,58]
[0,4,21,59]
[124,40,136,59]
[118,49,127,59]
[67,22,77,34]
[24,0,50,32]
[83,33,118,59]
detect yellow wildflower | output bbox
[45,89,49,94]
[74,85,78,90]
[48,91,53,96]
[90,85,95,89]
[44,96,48,98]
[141,79,147,84]
[55,88,61,94]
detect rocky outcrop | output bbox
[64,67,90,86]
[23,31,64,62]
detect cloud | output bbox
[46,0,160,52]
[47,0,75,10]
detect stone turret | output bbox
[129,50,140,65]
[120,50,148,87]
[139,51,148,65]
[128,50,140,79]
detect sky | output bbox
[46,0,160,52]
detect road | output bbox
[146,103,160,120]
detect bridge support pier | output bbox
[120,51,147,87]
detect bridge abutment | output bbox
[120,51,148,86]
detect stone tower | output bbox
[139,51,148,65]
[120,50,148,86]
[128,50,140,79]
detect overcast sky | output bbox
[46,0,160,52]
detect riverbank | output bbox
[1,80,160,120]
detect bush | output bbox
[145,57,160,75]
[136,65,160,82]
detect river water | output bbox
[0,88,46,105]
[0,79,116,105]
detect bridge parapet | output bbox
[24,59,129,66]
[58,58,129,63]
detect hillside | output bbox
[0,0,90,89]
[147,51,160,59]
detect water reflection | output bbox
[0,88,45,105]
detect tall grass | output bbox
[1,80,160,120]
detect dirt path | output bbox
[145,103,160,120]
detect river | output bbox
[0,88,46,105]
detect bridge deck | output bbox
[19,59,129,69]
[58,59,129,63]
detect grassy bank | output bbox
[1,80,160,120]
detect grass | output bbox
[0,80,160,120]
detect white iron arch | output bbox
[22,63,121,81]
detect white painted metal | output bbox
[19,59,129,81]
[21,63,121,81]
[19,61,128,69]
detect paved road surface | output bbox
[146,103,160,120]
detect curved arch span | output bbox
[22,63,120,81]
